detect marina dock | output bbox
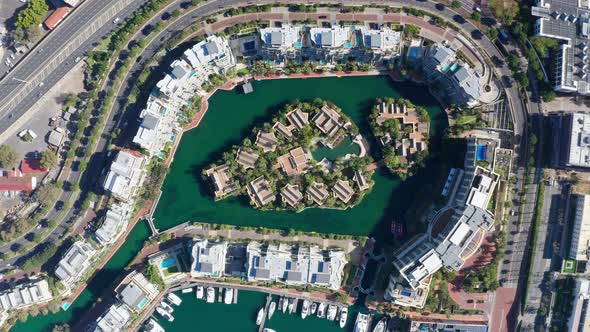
[257,294,272,332]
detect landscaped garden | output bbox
[203,99,374,211]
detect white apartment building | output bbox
[94,304,131,332]
[259,25,301,51]
[55,240,97,286]
[132,99,176,157]
[571,194,590,261]
[0,279,52,311]
[566,113,590,168]
[568,278,590,332]
[95,201,132,246]
[309,26,351,48]
[190,238,228,278]
[362,27,401,52]
[103,150,147,202]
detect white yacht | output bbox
[160,300,174,313]
[327,304,338,321]
[268,301,276,319]
[317,303,326,318]
[167,292,182,306]
[263,329,277,332]
[339,307,348,328]
[144,318,164,332]
[156,306,174,322]
[310,302,317,315]
[287,298,294,313]
[372,317,387,332]
[301,300,310,319]
[206,287,215,303]
[256,308,265,325]
[196,286,204,299]
[354,313,369,332]
[181,287,192,294]
[281,297,288,313]
[224,288,233,304]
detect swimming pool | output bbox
[400,290,412,297]
[161,257,176,268]
[476,144,487,161]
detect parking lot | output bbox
[0,0,30,77]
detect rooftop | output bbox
[55,240,96,284]
[191,238,228,278]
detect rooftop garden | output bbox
[369,97,431,179]
[203,99,375,211]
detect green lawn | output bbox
[563,259,577,274]
[456,115,477,125]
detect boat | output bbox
[339,307,348,328]
[310,302,317,315]
[287,298,294,313]
[301,300,310,319]
[224,288,233,304]
[160,300,174,313]
[206,287,215,303]
[354,313,369,332]
[256,308,264,325]
[327,304,338,321]
[156,306,174,322]
[372,317,387,332]
[278,297,284,313]
[263,329,277,332]
[281,297,288,313]
[167,292,182,306]
[144,318,165,332]
[181,287,192,294]
[317,303,326,318]
[196,286,204,299]
[268,301,276,319]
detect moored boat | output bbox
[263,329,277,332]
[224,288,233,304]
[206,287,215,303]
[372,317,387,332]
[310,302,317,315]
[144,318,165,332]
[156,306,174,322]
[354,313,369,332]
[160,300,174,313]
[281,297,288,313]
[196,286,204,299]
[287,298,294,313]
[301,300,310,319]
[256,308,265,325]
[317,303,326,318]
[167,292,182,306]
[269,301,276,319]
[339,307,348,328]
[181,287,192,294]
[327,304,338,321]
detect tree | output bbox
[33,184,59,207]
[146,264,164,287]
[471,11,481,21]
[15,0,49,29]
[0,145,19,169]
[40,150,58,170]
[451,0,461,9]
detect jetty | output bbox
[257,294,272,332]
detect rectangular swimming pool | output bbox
[476,144,487,161]
[161,257,176,268]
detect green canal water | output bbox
[312,136,360,161]
[157,290,368,332]
[12,75,455,331]
[153,75,449,236]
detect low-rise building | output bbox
[362,27,401,52]
[278,147,311,176]
[246,176,275,207]
[332,179,355,203]
[95,201,132,246]
[55,240,97,286]
[565,113,590,168]
[286,108,309,130]
[44,6,71,30]
[306,182,330,206]
[310,27,351,48]
[255,130,279,152]
[245,242,346,289]
[190,238,228,278]
[204,164,238,199]
[132,99,174,157]
[93,304,131,332]
[353,170,370,191]
[0,170,37,193]
[313,105,343,138]
[273,121,293,138]
[259,25,301,51]
[281,184,303,207]
[115,271,159,313]
[236,148,259,169]
[0,279,52,311]
[103,150,147,202]
[410,318,488,332]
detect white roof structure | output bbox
[94,304,131,332]
[116,271,159,313]
[259,25,301,50]
[246,242,346,290]
[190,238,228,278]
[156,74,179,98]
[568,278,590,332]
[362,28,401,51]
[570,195,590,261]
[310,27,351,48]
[133,99,165,153]
[95,201,132,246]
[567,113,590,168]
[182,35,235,74]
[0,279,52,311]
[55,240,96,285]
[103,150,147,202]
